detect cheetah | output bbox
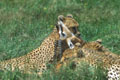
[56,39,120,80]
[0,14,83,75]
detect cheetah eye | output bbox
[70,43,73,48]
[72,27,77,34]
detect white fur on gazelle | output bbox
[57,21,75,49]
[57,21,67,40]
[66,38,74,49]
[57,21,75,39]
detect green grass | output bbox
[0,0,120,80]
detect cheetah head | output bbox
[82,39,106,51]
[55,14,84,49]
[57,14,81,38]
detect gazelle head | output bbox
[57,14,81,38]
[56,21,76,49]
[55,14,84,49]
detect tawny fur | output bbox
[56,40,120,80]
[0,15,80,75]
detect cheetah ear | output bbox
[58,15,65,21]
[67,14,73,18]
[96,39,102,44]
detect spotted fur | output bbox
[0,14,81,75]
[56,39,120,80]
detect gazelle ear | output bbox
[67,14,73,18]
[58,15,65,21]
[55,24,59,31]
[57,21,63,32]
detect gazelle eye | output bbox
[70,44,72,47]
[67,39,74,49]
[61,33,66,37]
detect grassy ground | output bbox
[0,0,120,80]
